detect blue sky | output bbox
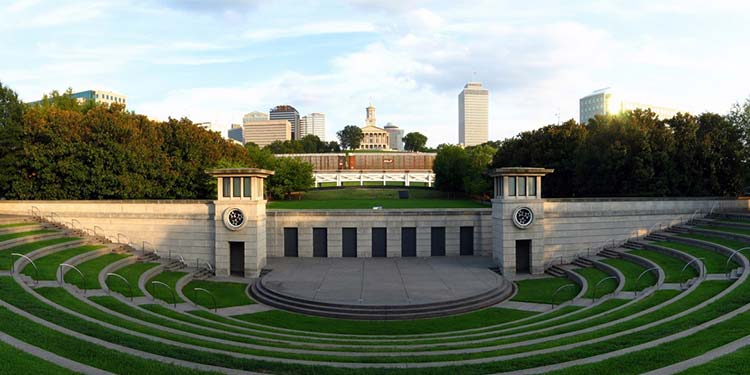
[2,0,749,146]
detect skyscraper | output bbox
[243,111,269,124]
[270,105,300,140]
[579,88,682,124]
[300,113,326,140]
[384,123,404,151]
[458,82,489,146]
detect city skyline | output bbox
[2,1,749,146]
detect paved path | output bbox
[219,304,276,316]
[496,301,551,312]
[659,283,683,290]
[263,256,502,306]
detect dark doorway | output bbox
[313,228,328,257]
[372,227,387,257]
[342,228,357,257]
[284,228,298,257]
[431,227,446,256]
[460,226,474,256]
[229,242,245,277]
[516,239,531,273]
[401,227,416,257]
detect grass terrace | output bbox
[576,267,618,299]
[629,249,698,283]
[106,262,160,297]
[21,245,104,280]
[63,253,131,289]
[182,280,254,309]
[512,276,580,304]
[0,237,79,270]
[0,222,36,229]
[601,258,657,291]
[267,188,486,209]
[697,225,750,236]
[657,241,740,273]
[0,229,56,243]
[147,271,187,304]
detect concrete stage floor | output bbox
[262,256,504,306]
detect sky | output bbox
[2,0,749,146]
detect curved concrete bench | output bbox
[138,264,166,301]
[0,231,66,251]
[0,224,45,235]
[590,259,626,299]
[619,251,666,293]
[57,247,110,286]
[641,242,706,285]
[99,255,138,295]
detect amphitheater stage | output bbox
[252,257,513,319]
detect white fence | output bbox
[314,170,435,187]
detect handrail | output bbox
[634,267,659,296]
[105,273,134,301]
[204,262,214,273]
[117,233,129,244]
[93,225,104,237]
[593,276,618,301]
[550,283,576,308]
[10,253,39,285]
[725,247,750,279]
[193,287,217,312]
[149,281,177,307]
[30,206,40,218]
[647,222,661,237]
[142,241,155,254]
[689,209,701,223]
[179,255,187,266]
[709,202,719,217]
[58,263,87,295]
[680,257,706,289]
[70,218,80,230]
[48,212,59,223]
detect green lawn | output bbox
[512,276,580,304]
[21,245,104,280]
[657,241,739,273]
[232,307,537,335]
[147,271,187,304]
[679,233,750,250]
[63,253,131,289]
[183,280,254,309]
[0,237,79,270]
[106,262,159,297]
[576,267,618,299]
[718,218,750,224]
[601,258,657,291]
[698,225,750,236]
[0,229,56,243]
[0,338,75,375]
[0,222,36,229]
[268,187,486,209]
[629,249,698,283]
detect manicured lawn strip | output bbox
[678,337,750,374]
[576,267,617,299]
[0,222,36,228]
[0,338,75,375]
[268,199,485,209]
[511,277,580,304]
[680,233,750,250]
[629,249,697,283]
[107,262,159,297]
[21,245,104,280]
[0,278,270,374]
[147,271,187,303]
[698,225,750,236]
[233,307,536,336]
[183,280,254,308]
[718,218,750,224]
[63,253,131,289]
[657,241,739,273]
[0,237,79,270]
[0,229,56,242]
[601,258,656,291]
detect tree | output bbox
[433,145,469,193]
[463,144,496,198]
[266,157,314,200]
[0,81,24,198]
[337,125,364,150]
[403,132,428,152]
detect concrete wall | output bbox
[541,198,749,264]
[0,200,214,265]
[266,209,493,258]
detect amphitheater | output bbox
[0,167,749,374]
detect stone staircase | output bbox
[250,278,513,320]
[545,264,567,277]
[666,226,691,234]
[598,248,622,259]
[572,257,593,268]
[622,240,645,250]
[644,233,670,242]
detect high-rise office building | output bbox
[384,123,404,151]
[228,123,244,143]
[579,88,682,124]
[458,82,489,146]
[243,111,268,124]
[299,113,326,140]
[270,105,300,140]
[194,122,211,130]
[242,120,292,147]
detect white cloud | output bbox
[243,21,377,42]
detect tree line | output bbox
[433,105,750,198]
[0,84,313,200]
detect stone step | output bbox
[598,248,622,259]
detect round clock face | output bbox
[223,208,246,231]
[512,207,534,229]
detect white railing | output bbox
[313,170,435,187]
